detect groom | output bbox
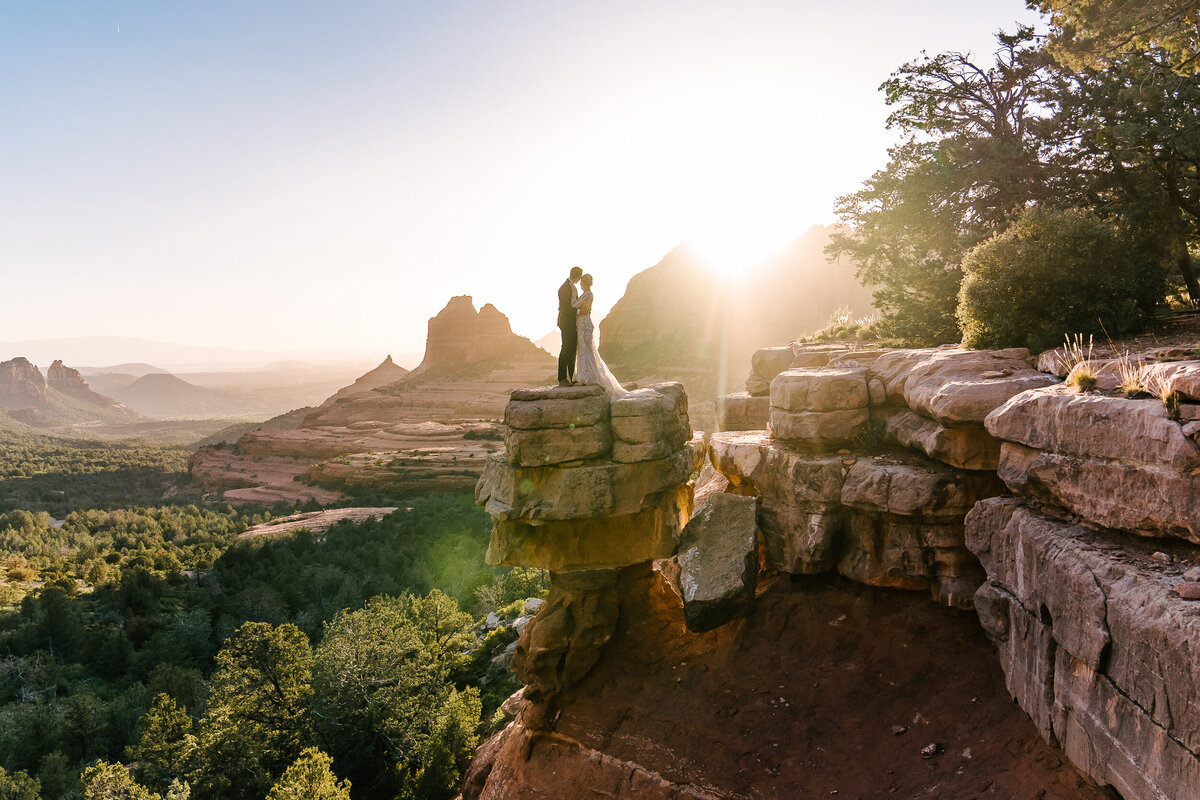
[557,266,584,386]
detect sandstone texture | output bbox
[986,385,1200,542]
[674,493,758,632]
[708,431,1002,607]
[715,392,768,431]
[967,498,1200,800]
[611,383,691,462]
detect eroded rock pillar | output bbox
[476,383,698,726]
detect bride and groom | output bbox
[557,266,625,398]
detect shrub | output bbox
[957,207,1167,351]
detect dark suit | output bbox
[557,279,578,382]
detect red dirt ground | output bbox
[477,571,1107,800]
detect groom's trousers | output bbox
[558,321,578,382]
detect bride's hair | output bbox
[581,273,593,289]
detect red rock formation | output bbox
[47,359,133,414]
[0,357,47,408]
[415,296,546,373]
[190,296,554,504]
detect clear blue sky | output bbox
[1,1,1040,361]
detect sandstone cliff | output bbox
[464,373,1105,800]
[190,297,554,503]
[0,357,48,408]
[467,337,1200,800]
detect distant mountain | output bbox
[105,374,224,419]
[597,225,874,428]
[0,336,375,371]
[78,363,170,378]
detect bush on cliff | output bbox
[957,207,1166,351]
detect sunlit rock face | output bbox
[476,381,698,719]
[0,357,48,408]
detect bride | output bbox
[572,274,626,398]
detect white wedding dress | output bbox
[573,290,626,398]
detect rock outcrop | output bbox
[963,348,1200,800]
[672,493,758,633]
[475,382,698,724]
[326,355,409,402]
[417,296,547,373]
[0,357,47,408]
[469,339,1163,800]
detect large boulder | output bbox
[770,367,869,412]
[610,383,691,463]
[986,386,1200,541]
[674,494,758,633]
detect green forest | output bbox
[0,436,543,800]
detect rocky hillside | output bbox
[190,296,555,504]
[597,226,873,426]
[0,357,141,433]
[465,338,1200,800]
[325,355,409,402]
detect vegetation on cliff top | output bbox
[831,24,1200,349]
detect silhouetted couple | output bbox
[557,267,625,397]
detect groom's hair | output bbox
[569,266,584,280]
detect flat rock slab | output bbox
[505,394,611,430]
[676,493,759,633]
[872,347,1057,425]
[986,385,1200,470]
[511,384,607,401]
[505,423,612,466]
[770,367,869,412]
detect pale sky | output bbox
[1,1,1040,363]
